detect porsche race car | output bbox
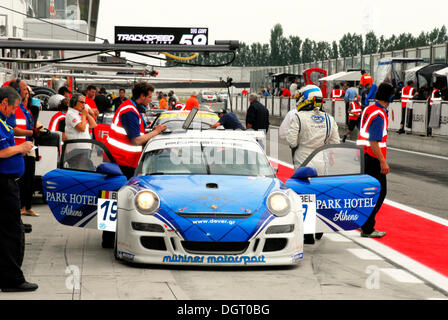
[42,115,381,266]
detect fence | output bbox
[230,95,448,138]
[250,43,448,93]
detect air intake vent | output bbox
[206,183,218,189]
[181,241,249,255]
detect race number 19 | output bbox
[97,191,118,232]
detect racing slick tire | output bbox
[102,231,115,249]
[32,87,57,110]
[315,233,323,240]
[113,233,122,261]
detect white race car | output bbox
[42,116,381,266]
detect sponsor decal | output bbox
[333,211,359,222]
[60,205,83,217]
[162,255,266,265]
[118,251,135,261]
[192,219,236,226]
[115,26,208,45]
[291,252,303,262]
[316,198,375,210]
[46,191,97,205]
[311,115,325,123]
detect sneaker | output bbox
[1,281,38,292]
[397,129,405,134]
[360,230,386,238]
[342,135,347,143]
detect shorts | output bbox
[348,119,359,131]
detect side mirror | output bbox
[96,163,123,177]
[291,167,318,180]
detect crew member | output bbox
[108,82,166,179]
[330,84,345,103]
[49,98,69,132]
[112,89,127,111]
[287,85,340,244]
[211,109,244,130]
[360,70,373,87]
[8,80,41,217]
[356,82,394,238]
[184,91,199,111]
[0,86,38,292]
[85,85,100,118]
[342,95,362,143]
[430,87,441,108]
[106,82,166,249]
[398,80,418,134]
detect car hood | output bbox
[129,175,279,214]
[127,175,285,242]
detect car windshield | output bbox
[203,91,215,95]
[139,144,275,177]
[161,120,213,130]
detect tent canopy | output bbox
[434,67,448,77]
[319,71,360,82]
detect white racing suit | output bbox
[287,109,340,171]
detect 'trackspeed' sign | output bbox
[115,26,208,45]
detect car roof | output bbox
[144,130,265,151]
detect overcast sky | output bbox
[96,0,448,45]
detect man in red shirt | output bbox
[184,91,199,111]
[85,85,100,118]
[241,89,248,96]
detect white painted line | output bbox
[323,233,353,243]
[380,268,424,284]
[384,199,448,227]
[347,248,384,260]
[341,230,448,294]
[345,139,448,161]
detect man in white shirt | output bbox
[65,94,97,169]
[289,79,299,97]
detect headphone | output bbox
[14,78,21,93]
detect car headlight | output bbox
[134,190,160,215]
[266,192,291,217]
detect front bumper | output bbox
[116,209,304,266]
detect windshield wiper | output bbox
[200,142,211,175]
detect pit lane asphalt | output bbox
[1,205,446,299]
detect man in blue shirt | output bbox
[362,82,378,108]
[211,109,245,130]
[0,87,38,292]
[344,82,357,125]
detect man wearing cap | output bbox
[0,87,38,292]
[211,109,245,130]
[356,82,394,238]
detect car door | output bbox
[285,145,381,233]
[42,139,127,229]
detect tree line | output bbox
[166,24,448,67]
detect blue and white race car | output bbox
[42,124,380,266]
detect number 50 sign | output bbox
[97,191,118,232]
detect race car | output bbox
[150,110,221,131]
[42,114,380,266]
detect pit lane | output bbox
[1,202,446,300]
[2,109,448,300]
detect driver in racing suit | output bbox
[286,85,340,244]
